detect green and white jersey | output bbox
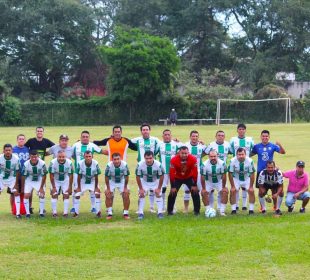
[131,136,160,162]
[0,154,20,181]
[72,142,102,169]
[185,142,207,167]
[135,159,164,183]
[228,157,255,181]
[158,140,182,174]
[49,158,74,182]
[229,136,254,157]
[105,160,130,184]
[205,141,231,163]
[201,159,227,184]
[23,159,48,182]
[76,159,101,185]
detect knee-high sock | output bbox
[156,196,163,214]
[259,196,266,210]
[217,192,221,210]
[184,192,191,201]
[72,196,75,209]
[74,199,80,214]
[39,198,45,215]
[236,190,239,207]
[242,190,247,208]
[277,196,283,210]
[51,198,57,214]
[209,192,214,208]
[138,197,145,214]
[149,190,155,209]
[15,195,21,216]
[95,198,101,214]
[24,198,30,215]
[90,192,96,209]
[63,199,69,214]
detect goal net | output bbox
[216,98,291,125]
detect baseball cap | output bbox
[296,160,305,167]
[59,134,69,140]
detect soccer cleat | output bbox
[249,210,254,215]
[106,214,113,220]
[123,214,130,220]
[39,214,45,218]
[72,212,79,218]
[52,213,58,218]
[63,214,68,218]
[70,207,75,213]
[194,212,200,216]
[91,208,96,213]
[167,212,174,216]
[149,207,156,213]
[26,214,31,219]
[220,212,226,216]
[231,210,237,215]
[138,213,144,220]
[275,209,282,215]
[16,214,22,219]
[300,208,306,213]
[242,207,247,211]
[261,210,266,214]
[236,206,239,211]
[288,206,294,212]
[157,213,164,219]
[96,211,102,218]
[30,207,34,214]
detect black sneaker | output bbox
[26,214,31,219]
[30,207,34,214]
[16,214,22,219]
[194,212,200,216]
[167,212,174,216]
[242,207,247,211]
[300,208,306,213]
[275,209,282,215]
[236,206,239,211]
[39,214,45,218]
[261,210,266,214]
[288,206,294,212]
[231,210,237,215]
[249,210,254,215]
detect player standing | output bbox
[47,134,73,159]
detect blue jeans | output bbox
[285,191,310,207]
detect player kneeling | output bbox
[73,151,101,218]
[258,160,284,215]
[228,148,256,215]
[0,144,21,218]
[201,150,228,216]
[49,150,74,217]
[136,151,165,219]
[105,153,130,220]
[22,150,48,218]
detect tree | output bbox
[99,27,180,120]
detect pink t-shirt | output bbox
[283,170,309,193]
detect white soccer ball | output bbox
[205,208,217,218]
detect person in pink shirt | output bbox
[283,161,310,213]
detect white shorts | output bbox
[206,181,223,193]
[184,173,202,192]
[233,178,250,191]
[140,180,162,195]
[0,178,15,192]
[107,181,129,194]
[50,180,70,195]
[24,179,44,194]
[163,174,170,188]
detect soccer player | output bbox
[11,134,29,213]
[251,130,285,209]
[73,151,102,217]
[135,151,165,219]
[71,130,104,213]
[257,160,284,215]
[105,153,130,220]
[183,130,207,213]
[229,124,254,211]
[201,150,228,216]
[94,125,137,161]
[283,161,309,213]
[205,130,232,210]
[47,134,73,159]
[158,129,182,211]
[168,146,200,215]
[22,150,48,218]
[0,144,21,218]
[131,123,160,213]
[49,150,74,217]
[25,127,55,160]
[228,148,256,215]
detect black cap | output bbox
[296,160,305,167]
[59,134,69,140]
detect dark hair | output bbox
[17,134,25,139]
[190,130,199,136]
[113,125,122,132]
[84,150,92,155]
[236,147,246,154]
[266,160,275,166]
[36,126,44,131]
[237,123,246,129]
[179,146,189,151]
[112,152,121,158]
[81,130,90,135]
[144,150,154,157]
[3,144,12,149]
[216,130,225,136]
[29,150,38,156]
[163,129,171,134]
[261,130,270,135]
[140,123,151,131]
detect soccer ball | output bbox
[205,208,217,218]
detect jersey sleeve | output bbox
[47,139,55,147]
[95,163,101,175]
[76,162,81,174]
[92,143,102,154]
[93,138,109,146]
[200,164,206,177]
[205,144,211,155]
[222,162,227,174]
[249,159,255,173]
[158,164,164,176]
[48,162,54,174]
[42,164,48,175]
[257,170,265,185]
[273,143,281,153]
[276,170,284,184]
[229,139,235,156]
[125,164,130,176]
[104,164,110,178]
[228,160,234,173]
[135,163,142,177]
[251,144,258,155]
[125,138,138,151]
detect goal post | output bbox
[216,98,291,125]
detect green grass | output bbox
[0,124,310,280]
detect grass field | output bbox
[0,124,309,280]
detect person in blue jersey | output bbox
[251,130,285,210]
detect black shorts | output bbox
[259,183,280,193]
[171,178,196,190]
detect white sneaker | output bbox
[150,207,156,213]
[220,212,226,216]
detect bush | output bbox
[1,96,22,125]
